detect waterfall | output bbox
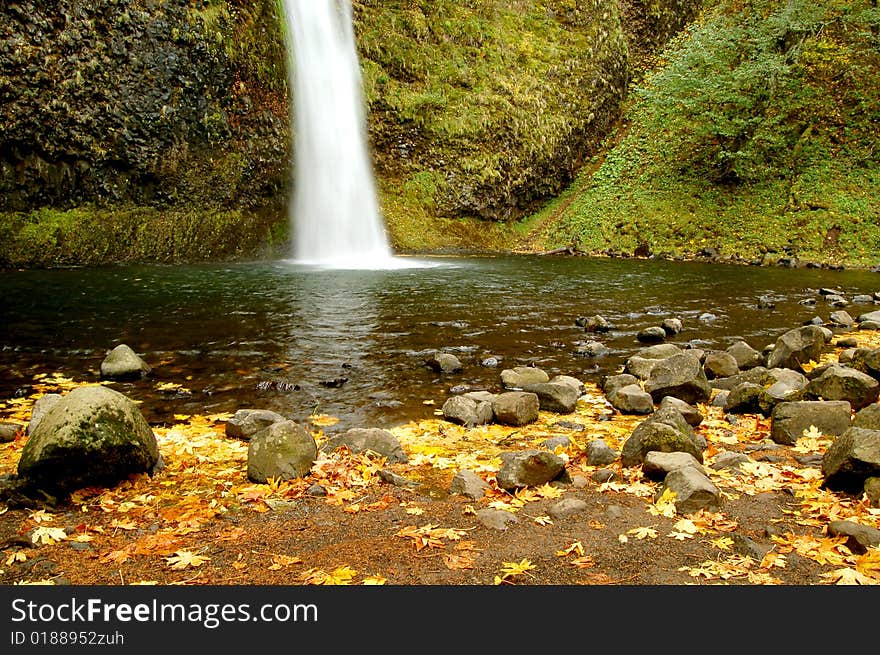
[282,0,393,268]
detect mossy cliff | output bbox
[0,0,698,266]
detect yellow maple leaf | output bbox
[5,551,27,565]
[820,568,878,585]
[709,537,735,551]
[164,550,211,570]
[535,483,563,499]
[29,510,55,524]
[556,541,585,558]
[494,559,536,585]
[648,488,678,518]
[627,526,659,540]
[361,575,387,585]
[533,515,553,526]
[31,526,67,545]
[323,565,357,585]
[855,549,880,581]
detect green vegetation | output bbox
[540,0,880,266]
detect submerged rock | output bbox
[100,344,151,380]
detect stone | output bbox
[637,326,667,343]
[827,520,880,554]
[606,383,654,414]
[661,318,683,335]
[821,427,880,493]
[100,344,151,380]
[585,439,619,467]
[449,470,490,499]
[620,406,704,468]
[574,341,611,358]
[378,469,419,488]
[765,325,828,372]
[770,400,852,445]
[442,395,493,427]
[426,352,463,373]
[225,409,286,440]
[522,381,579,413]
[27,393,62,435]
[550,375,585,395]
[853,403,880,430]
[17,386,160,494]
[602,373,640,396]
[247,420,317,483]
[829,310,854,328]
[548,498,589,520]
[642,451,705,481]
[322,428,408,463]
[805,365,880,410]
[658,396,703,427]
[580,315,613,333]
[492,391,540,426]
[0,423,19,442]
[703,351,739,379]
[865,477,880,508]
[495,449,566,490]
[857,310,880,324]
[476,508,518,531]
[644,352,712,405]
[501,366,549,389]
[657,467,721,514]
[711,451,750,471]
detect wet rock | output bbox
[726,341,764,370]
[703,351,739,379]
[579,315,614,333]
[849,348,880,381]
[17,386,160,494]
[548,498,589,520]
[501,366,549,389]
[835,337,859,348]
[442,395,493,427]
[495,449,566,490]
[574,340,611,358]
[27,393,63,435]
[765,325,829,372]
[805,365,880,410]
[853,404,880,430]
[859,320,880,330]
[658,396,703,427]
[827,520,880,554]
[856,310,880,324]
[661,318,683,335]
[481,357,500,367]
[247,420,317,483]
[852,295,875,304]
[585,439,619,467]
[322,428,408,463]
[522,381,579,414]
[821,427,880,493]
[602,373,640,396]
[476,508,518,531]
[644,352,712,405]
[100,344,151,380]
[551,375,586,395]
[642,451,705,481]
[623,344,683,380]
[225,409,286,440]
[426,352,463,373]
[637,326,667,343]
[492,391,540,426]
[607,383,654,414]
[656,467,721,513]
[770,400,852,445]
[724,382,763,414]
[378,469,419,488]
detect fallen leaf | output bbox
[31,526,67,546]
[165,550,211,570]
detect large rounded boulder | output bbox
[17,385,160,494]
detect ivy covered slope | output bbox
[357,0,699,251]
[540,0,880,267]
[0,0,291,267]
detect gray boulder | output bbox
[829,310,855,328]
[724,382,764,414]
[501,366,549,389]
[766,325,828,372]
[522,381,579,414]
[492,391,540,426]
[495,449,566,490]
[644,352,712,405]
[853,403,880,430]
[585,439,619,467]
[426,352,463,373]
[621,406,704,468]
[805,365,880,410]
[624,344,682,380]
[642,451,705,481]
[712,366,771,391]
[449,470,490,499]
[0,422,18,442]
[27,393,62,435]
[850,348,880,381]
[225,409,286,440]
[602,373,640,396]
[476,508,519,531]
[711,451,750,471]
[821,427,880,493]
[442,395,493,427]
[247,420,317,483]
[549,498,589,520]
[100,344,151,380]
[637,326,667,343]
[770,400,852,445]
[658,396,703,427]
[866,478,880,508]
[703,351,739,379]
[17,386,160,494]
[580,315,614,333]
[662,318,683,335]
[857,310,880,324]
[322,427,408,463]
[827,520,880,554]
[574,340,611,358]
[657,467,722,514]
[551,375,586,395]
[607,383,654,415]
[726,341,764,370]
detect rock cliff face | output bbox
[0,0,698,265]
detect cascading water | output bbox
[282,0,394,269]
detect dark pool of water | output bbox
[1,254,878,432]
